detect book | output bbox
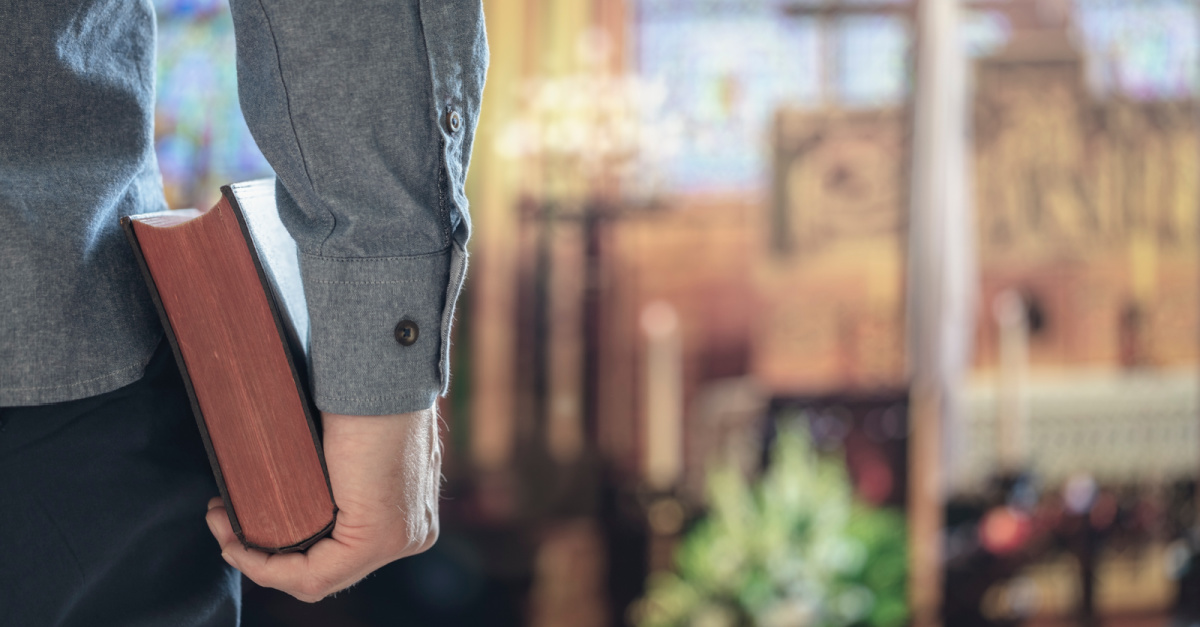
[121,179,336,553]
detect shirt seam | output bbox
[254,0,330,253]
[415,0,452,250]
[310,279,427,285]
[299,247,450,262]
[437,135,451,247]
[321,392,433,401]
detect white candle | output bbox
[641,300,683,490]
[993,290,1029,473]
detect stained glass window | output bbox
[154,0,272,209]
[637,0,912,193]
[836,15,909,107]
[1074,0,1200,101]
[962,10,1011,59]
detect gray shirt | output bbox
[0,0,487,414]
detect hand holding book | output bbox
[206,406,442,602]
[124,181,445,598]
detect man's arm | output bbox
[209,0,487,601]
[229,0,486,415]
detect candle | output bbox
[642,300,683,490]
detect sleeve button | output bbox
[394,320,419,346]
[445,109,462,133]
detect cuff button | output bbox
[445,109,462,134]
[394,320,419,346]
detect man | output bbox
[0,0,487,624]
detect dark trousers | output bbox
[0,340,241,626]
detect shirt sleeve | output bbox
[228,0,487,415]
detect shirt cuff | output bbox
[298,244,465,416]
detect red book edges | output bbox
[122,180,336,553]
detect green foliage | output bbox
[635,423,908,627]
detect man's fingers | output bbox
[204,504,307,596]
[204,503,368,602]
[204,501,238,548]
[236,538,366,602]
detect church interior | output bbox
[153,0,1200,624]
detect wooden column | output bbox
[906,0,971,624]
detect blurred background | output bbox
[152,0,1200,625]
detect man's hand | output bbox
[205,407,442,603]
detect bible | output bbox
[121,179,336,553]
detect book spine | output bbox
[120,216,248,544]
